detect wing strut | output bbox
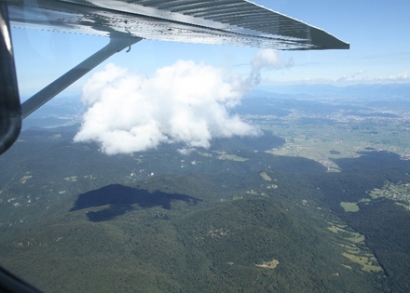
[21,36,142,119]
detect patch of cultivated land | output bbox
[216,151,248,162]
[260,171,272,181]
[256,259,279,270]
[336,181,410,214]
[369,182,410,210]
[340,202,360,212]
[327,222,383,273]
[342,253,383,273]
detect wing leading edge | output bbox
[7,0,349,50]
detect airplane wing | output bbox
[7,0,349,50]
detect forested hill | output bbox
[304,150,410,292]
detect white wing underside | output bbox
[7,0,349,50]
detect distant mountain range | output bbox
[252,83,410,99]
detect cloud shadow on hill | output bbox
[69,184,202,222]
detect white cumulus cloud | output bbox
[248,49,293,85]
[74,61,260,155]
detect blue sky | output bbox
[11,0,410,99]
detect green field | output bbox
[327,222,382,273]
[340,202,360,212]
